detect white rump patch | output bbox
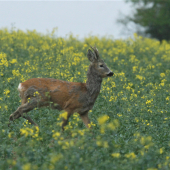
[18,83,23,91]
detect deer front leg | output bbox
[61,112,72,131]
[79,112,90,128]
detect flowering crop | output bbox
[0,29,170,169]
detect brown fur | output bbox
[8,46,113,130]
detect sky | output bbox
[0,1,133,39]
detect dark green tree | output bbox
[120,0,170,41]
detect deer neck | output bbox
[86,66,102,96]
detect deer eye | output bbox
[99,64,103,67]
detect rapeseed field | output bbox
[0,29,170,170]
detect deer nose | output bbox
[107,72,114,77]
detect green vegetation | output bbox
[120,0,170,41]
[1,29,170,170]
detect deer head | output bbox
[87,46,114,78]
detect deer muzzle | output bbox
[107,72,114,77]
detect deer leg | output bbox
[23,114,38,126]
[79,112,90,128]
[62,112,72,131]
[8,98,39,126]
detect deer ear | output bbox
[87,49,97,62]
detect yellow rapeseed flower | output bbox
[135,117,139,123]
[117,113,122,117]
[60,112,68,120]
[103,141,109,148]
[7,159,16,166]
[96,140,102,146]
[0,53,8,67]
[22,163,31,170]
[4,105,8,110]
[52,132,61,139]
[8,132,13,138]
[51,153,63,164]
[125,152,136,159]
[111,153,121,158]
[97,115,109,125]
[12,69,20,77]
[10,59,17,64]
[78,130,84,136]
[160,148,163,154]
[160,73,165,77]
[4,89,10,95]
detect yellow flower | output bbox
[20,127,35,137]
[160,148,163,154]
[88,121,96,128]
[53,132,61,139]
[140,137,145,145]
[125,152,136,159]
[135,117,139,122]
[24,61,30,65]
[0,53,8,67]
[83,44,87,48]
[126,86,131,90]
[72,132,77,137]
[100,126,105,134]
[35,126,39,133]
[111,153,121,158]
[97,115,109,125]
[4,105,8,110]
[22,163,31,170]
[146,100,152,105]
[7,77,12,82]
[103,141,109,148]
[8,132,13,138]
[134,132,140,137]
[4,89,10,95]
[140,150,144,156]
[78,130,84,136]
[12,69,20,77]
[10,59,17,64]
[7,159,16,166]
[117,113,122,117]
[107,122,115,130]
[60,112,68,120]
[136,75,145,81]
[159,82,164,86]
[96,140,102,146]
[160,73,165,77]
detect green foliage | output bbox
[121,0,170,41]
[1,29,170,170]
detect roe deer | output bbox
[9,46,113,130]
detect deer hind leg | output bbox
[9,98,40,126]
[79,112,90,128]
[19,97,38,125]
[23,115,38,126]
